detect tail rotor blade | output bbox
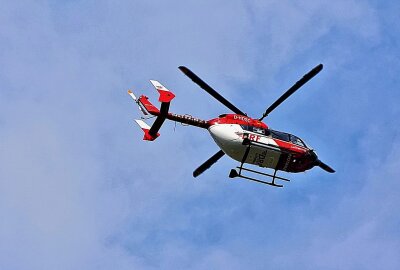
[259,64,323,120]
[179,66,246,116]
[193,150,225,177]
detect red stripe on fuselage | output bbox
[273,139,308,156]
[208,114,268,129]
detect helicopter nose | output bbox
[309,150,318,161]
[309,150,335,173]
[300,150,319,171]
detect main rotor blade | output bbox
[193,150,225,177]
[316,160,335,173]
[259,64,323,120]
[179,66,246,115]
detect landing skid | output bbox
[228,137,290,188]
[229,167,289,188]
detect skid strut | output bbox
[228,137,290,188]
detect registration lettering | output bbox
[234,115,251,122]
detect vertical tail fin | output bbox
[134,119,159,141]
[149,80,176,103]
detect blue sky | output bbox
[1,1,400,269]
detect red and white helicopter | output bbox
[128,64,334,187]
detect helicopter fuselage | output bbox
[207,114,317,173]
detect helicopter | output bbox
[128,64,334,187]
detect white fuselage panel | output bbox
[208,124,281,169]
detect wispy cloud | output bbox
[1,0,399,269]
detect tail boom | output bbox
[137,95,209,128]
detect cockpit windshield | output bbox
[270,129,307,148]
[290,135,307,147]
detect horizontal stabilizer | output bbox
[150,80,176,103]
[134,119,159,141]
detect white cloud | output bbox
[1,0,398,269]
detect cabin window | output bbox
[241,125,252,132]
[270,129,290,142]
[240,125,270,136]
[253,127,266,135]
